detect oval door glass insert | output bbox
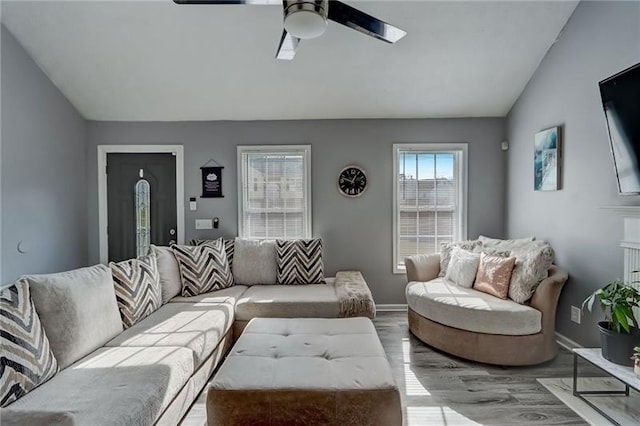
[135,176,151,257]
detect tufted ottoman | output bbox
[207,317,401,426]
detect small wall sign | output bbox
[201,166,224,198]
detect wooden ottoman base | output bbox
[207,317,401,426]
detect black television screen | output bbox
[599,62,640,194]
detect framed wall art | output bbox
[534,126,562,191]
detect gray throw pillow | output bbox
[233,238,277,285]
[24,265,123,370]
[151,245,182,304]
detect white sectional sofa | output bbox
[1,239,375,426]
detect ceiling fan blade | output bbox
[173,1,279,5]
[327,1,406,43]
[276,30,300,60]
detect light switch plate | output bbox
[571,306,581,324]
[195,219,213,230]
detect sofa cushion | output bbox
[234,279,339,321]
[1,280,58,407]
[276,239,325,285]
[406,278,541,335]
[110,252,162,328]
[169,285,249,305]
[151,245,182,304]
[438,240,483,277]
[6,346,194,426]
[105,302,234,367]
[233,238,277,285]
[473,252,517,299]
[172,243,234,296]
[24,265,123,370]
[444,247,480,288]
[190,238,235,269]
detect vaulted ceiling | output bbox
[1,1,578,121]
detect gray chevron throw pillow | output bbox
[189,238,235,269]
[110,252,162,329]
[276,239,325,285]
[172,242,234,296]
[1,279,59,407]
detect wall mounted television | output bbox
[599,62,640,194]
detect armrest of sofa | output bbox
[530,265,568,334]
[404,254,441,283]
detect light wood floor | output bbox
[181,312,595,426]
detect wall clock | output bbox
[338,165,367,198]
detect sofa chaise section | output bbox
[5,345,194,426]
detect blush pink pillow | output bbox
[473,252,517,299]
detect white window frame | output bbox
[237,145,312,239]
[392,143,468,274]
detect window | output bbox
[134,170,151,258]
[392,144,467,273]
[238,145,311,239]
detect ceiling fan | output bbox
[173,0,407,60]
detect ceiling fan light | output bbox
[284,9,327,39]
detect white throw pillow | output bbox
[444,247,481,288]
[439,240,483,277]
[233,238,277,285]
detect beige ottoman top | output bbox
[211,317,397,392]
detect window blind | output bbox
[393,146,466,272]
[239,146,310,239]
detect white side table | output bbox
[573,348,640,425]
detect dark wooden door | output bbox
[107,153,177,262]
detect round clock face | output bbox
[338,166,367,197]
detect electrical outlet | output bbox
[195,219,213,230]
[571,306,581,324]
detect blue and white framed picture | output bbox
[534,126,562,191]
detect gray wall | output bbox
[87,118,506,304]
[505,1,640,345]
[1,26,88,284]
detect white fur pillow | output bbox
[508,241,555,303]
[444,247,481,288]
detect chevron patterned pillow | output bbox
[110,253,162,329]
[189,238,235,269]
[172,242,234,296]
[276,239,325,285]
[1,279,58,407]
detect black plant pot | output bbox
[598,321,640,366]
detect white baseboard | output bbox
[556,332,583,350]
[376,304,408,312]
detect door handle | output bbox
[169,228,176,236]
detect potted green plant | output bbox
[583,279,640,366]
[633,346,640,377]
